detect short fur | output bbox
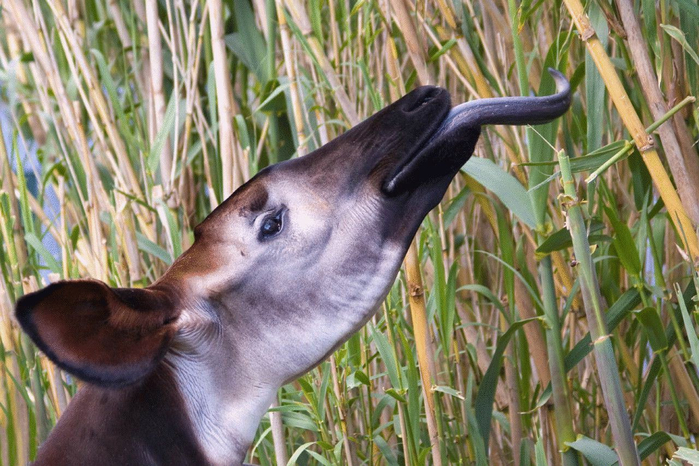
[15,78,570,465]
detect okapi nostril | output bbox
[404,88,441,112]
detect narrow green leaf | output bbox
[564,288,641,371]
[432,385,464,400]
[374,435,399,465]
[148,94,179,172]
[475,317,540,448]
[604,205,642,276]
[637,431,674,460]
[456,284,506,316]
[661,24,699,65]
[671,447,699,463]
[676,283,699,370]
[566,436,618,466]
[462,157,536,228]
[136,231,172,265]
[287,441,317,465]
[370,324,401,390]
[536,219,605,257]
[24,233,60,274]
[634,307,668,353]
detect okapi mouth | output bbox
[382,68,571,195]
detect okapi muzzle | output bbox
[15,69,571,466]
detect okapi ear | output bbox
[15,280,180,387]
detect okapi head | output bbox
[16,70,570,465]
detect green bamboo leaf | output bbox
[535,219,605,257]
[566,436,618,466]
[308,0,324,42]
[224,0,269,82]
[385,388,406,403]
[637,431,674,460]
[465,394,488,466]
[586,1,608,153]
[475,317,540,448]
[148,94,179,172]
[306,450,333,465]
[234,115,251,151]
[374,435,399,465]
[604,205,641,276]
[444,184,470,227]
[672,0,699,19]
[456,284,506,316]
[535,437,547,466]
[521,140,629,173]
[369,324,401,390]
[564,288,641,371]
[661,24,699,65]
[462,157,536,228]
[24,233,60,274]
[287,441,317,465]
[671,447,699,463]
[635,307,668,353]
[136,231,172,265]
[281,411,320,432]
[429,39,457,62]
[676,283,699,371]
[432,385,464,400]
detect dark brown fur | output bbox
[32,365,208,465]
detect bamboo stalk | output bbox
[404,243,443,466]
[275,0,307,156]
[282,0,360,126]
[208,0,239,196]
[560,0,699,261]
[330,356,356,466]
[503,313,523,466]
[146,0,174,194]
[614,0,699,224]
[539,256,579,466]
[268,398,288,465]
[514,274,551,387]
[507,3,579,462]
[388,0,433,85]
[383,9,442,462]
[557,150,640,465]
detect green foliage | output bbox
[1,0,699,464]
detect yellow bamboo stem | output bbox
[560,0,699,261]
[209,0,240,196]
[276,0,308,155]
[282,0,360,126]
[404,243,443,466]
[384,19,442,464]
[146,0,173,193]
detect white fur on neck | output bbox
[168,350,277,465]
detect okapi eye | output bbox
[260,210,284,239]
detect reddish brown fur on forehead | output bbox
[193,173,270,241]
[238,182,269,215]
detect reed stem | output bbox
[557,150,640,465]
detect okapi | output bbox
[15,69,570,465]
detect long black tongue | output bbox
[383,68,571,195]
[432,68,570,138]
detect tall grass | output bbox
[1,0,699,464]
